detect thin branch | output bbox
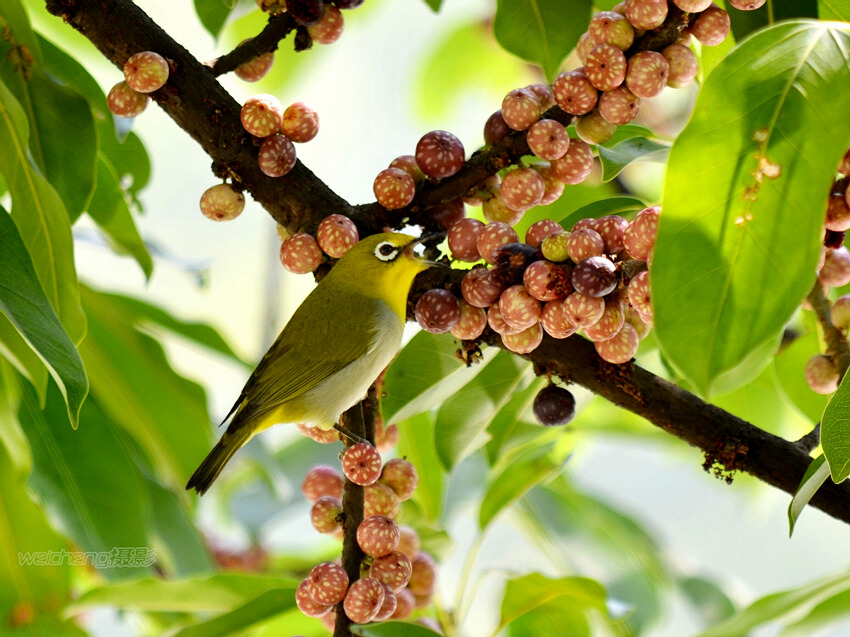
[210,13,297,77]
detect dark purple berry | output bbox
[572,256,617,297]
[288,0,324,25]
[533,385,576,426]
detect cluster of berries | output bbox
[296,442,437,628]
[257,0,361,39]
[107,51,169,119]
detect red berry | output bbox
[297,422,339,443]
[415,289,460,334]
[533,163,566,205]
[373,585,398,622]
[525,219,564,248]
[482,187,524,226]
[308,562,349,605]
[241,94,284,138]
[552,70,599,116]
[567,227,606,262]
[484,110,510,146]
[280,232,323,274]
[477,222,519,264]
[258,134,297,177]
[533,385,576,426]
[526,83,556,110]
[624,0,668,30]
[379,458,419,501]
[415,130,465,179]
[662,44,698,89]
[594,215,629,254]
[357,515,401,558]
[488,302,523,335]
[343,578,385,624]
[806,354,840,394]
[598,86,640,125]
[584,297,626,341]
[541,300,578,338]
[448,218,484,261]
[527,119,570,160]
[302,465,344,503]
[625,51,669,99]
[563,292,606,327]
[499,285,542,331]
[673,0,712,10]
[826,178,850,232]
[831,294,850,330]
[501,87,541,131]
[364,483,401,518]
[317,214,359,258]
[408,553,437,596]
[123,51,169,93]
[589,11,635,50]
[502,322,544,354]
[691,5,731,46]
[623,206,660,260]
[282,102,319,143]
[585,43,627,92]
[576,108,617,145]
[391,589,416,619]
[576,32,595,63]
[727,0,765,8]
[572,256,618,297]
[288,0,325,25]
[389,155,425,183]
[461,267,505,307]
[523,260,573,301]
[370,550,413,593]
[342,442,382,486]
[310,496,342,533]
[428,198,465,230]
[234,42,274,82]
[375,422,399,453]
[307,5,344,44]
[450,300,487,340]
[540,231,572,263]
[374,167,415,210]
[107,81,149,118]
[501,167,545,212]
[296,579,333,618]
[595,322,639,363]
[550,139,594,184]
[627,270,652,318]
[624,304,652,337]
[397,525,421,559]
[820,247,850,287]
[200,183,245,221]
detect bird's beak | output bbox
[405,232,446,267]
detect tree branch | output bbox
[210,13,297,77]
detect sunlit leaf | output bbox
[597,137,669,182]
[771,312,830,423]
[787,454,830,536]
[173,588,296,637]
[729,0,819,41]
[354,622,443,636]
[397,412,444,524]
[194,0,237,39]
[819,0,850,20]
[821,370,850,481]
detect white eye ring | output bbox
[375,241,399,261]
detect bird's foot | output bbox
[332,423,370,446]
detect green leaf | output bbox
[422,0,443,11]
[821,369,850,481]
[654,21,850,395]
[194,0,237,39]
[772,312,830,423]
[173,588,296,637]
[434,352,529,470]
[382,331,494,425]
[354,622,443,636]
[782,587,850,637]
[597,137,669,182]
[493,0,592,81]
[69,573,296,613]
[0,359,31,475]
[397,412,444,524]
[729,0,819,41]
[558,196,646,231]
[0,1,43,65]
[787,454,830,536]
[87,155,153,278]
[0,307,47,402]
[0,75,85,342]
[678,576,737,628]
[0,205,87,426]
[819,0,850,20]
[484,375,546,463]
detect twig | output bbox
[210,13,297,77]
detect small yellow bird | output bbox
[186,232,438,495]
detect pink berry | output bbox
[627,270,652,317]
[308,562,349,605]
[499,285,542,330]
[501,167,545,212]
[584,297,626,341]
[373,585,398,622]
[550,139,594,185]
[576,32,595,64]
[552,70,599,116]
[343,578,385,624]
[280,232,323,274]
[563,292,606,328]
[501,87,541,131]
[525,219,564,248]
[357,515,401,558]
[691,6,731,46]
[234,43,274,83]
[448,218,484,261]
[375,422,399,454]
[370,551,413,593]
[589,11,635,50]
[594,215,629,254]
[307,5,344,44]
[624,304,653,337]
[302,465,344,503]
[626,51,670,99]
[624,0,668,30]
[572,256,618,297]
[107,81,149,118]
[374,167,416,210]
[317,213,359,258]
[200,183,245,221]
[595,322,639,363]
[461,267,505,307]
[297,422,339,443]
[392,589,416,619]
[364,483,401,518]
[296,579,333,618]
[310,496,342,533]
[806,354,840,394]
[826,178,850,232]
[662,44,699,89]
[415,289,460,334]
[526,83,556,110]
[502,322,544,354]
[727,0,765,8]
[482,187,524,226]
[282,102,319,143]
[258,134,297,177]
[389,155,425,183]
[576,108,617,145]
[585,43,627,92]
[527,119,570,160]
[341,442,382,486]
[415,130,465,179]
[241,94,284,138]
[623,206,660,260]
[380,458,419,501]
[541,231,572,263]
[484,110,511,146]
[598,86,640,125]
[450,299,488,340]
[820,247,850,287]
[568,227,606,262]
[428,198,465,230]
[523,260,573,301]
[541,300,578,338]
[831,294,850,330]
[488,303,522,335]
[397,525,421,559]
[673,0,712,10]
[477,222,519,264]
[408,553,437,596]
[123,51,169,93]
[533,163,566,205]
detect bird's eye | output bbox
[375,242,399,261]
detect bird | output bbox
[186,232,440,495]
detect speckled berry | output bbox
[310,495,342,533]
[390,155,425,183]
[624,206,660,260]
[364,483,401,519]
[576,32,595,63]
[585,43,627,92]
[572,256,618,297]
[123,51,169,93]
[624,304,652,338]
[375,421,399,454]
[342,442,382,486]
[584,297,626,341]
[448,218,483,262]
[502,322,544,354]
[576,108,617,145]
[370,551,413,593]
[501,167,545,212]
[589,11,635,50]
[805,354,840,394]
[527,119,570,160]
[499,285,542,331]
[258,134,297,177]
[662,44,698,89]
[568,227,606,262]
[551,139,594,185]
[281,102,319,143]
[526,219,564,249]
[200,184,245,222]
[429,198,465,230]
[374,167,415,210]
[541,300,578,338]
[541,231,571,263]
[462,267,505,307]
[415,289,460,334]
[484,110,510,146]
[482,188,524,226]
[477,222,519,264]
[595,322,639,363]
[392,589,416,619]
[527,83,555,110]
[451,300,488,340]
[107,81,149,118]
[627,270,652,317]
[379,458,418,500]
[297,422,339,443]
[307,5,344,43]
[533,385,576,426]
[624,0,668,30]
[288,0,324,25]
[501,87,541,131]
[280,232,323,274]
[727,0,765,8]
[533,163,566,205]
[826,178,850,232]
[691,6,731,46]
[488,303,522,335]
[552,70,599,116]
[397,526,421,559]
[308,561,349,605]
[415,130,465,179]
[673,0,712,9]
[626,51,669,99]
[357,515,401,558]
[317,214,359,258]
[820,247,850,287]
[234,42,274,82]
[594,215,629,254]
[302,465,344,503]
[563,292,606,327]
[598,86,640,125]
[241,94,284,138]
[408,553,437,596]
[296,579,333,618]
[343,578,385,624]
[373,585,398,622]
[523,260,573,301]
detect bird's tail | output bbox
[186,427,252,495]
